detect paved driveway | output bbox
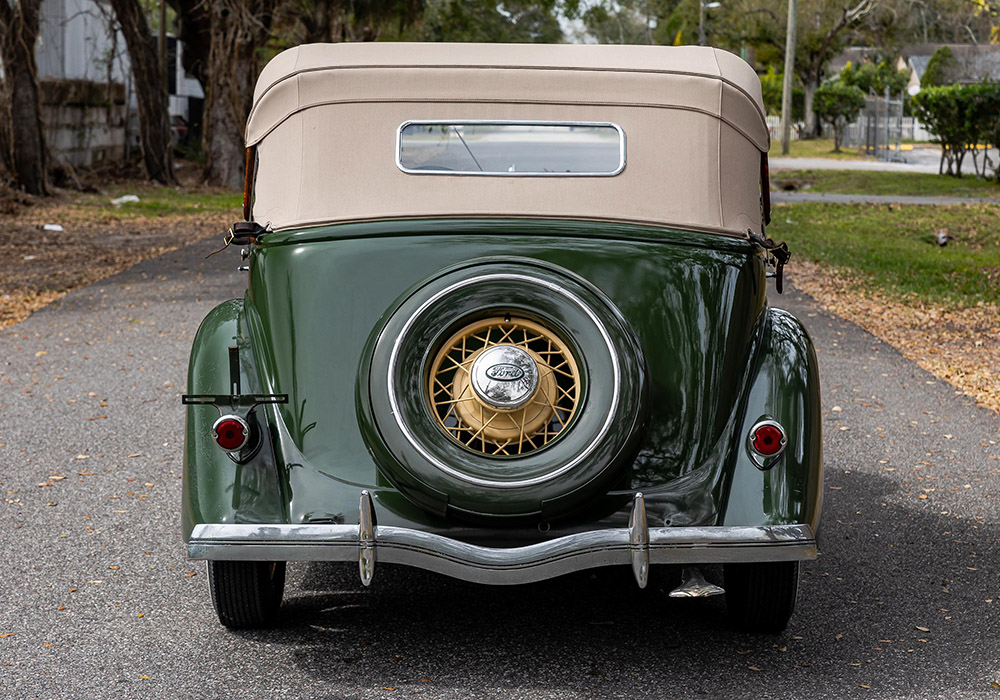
[2,237,998,699]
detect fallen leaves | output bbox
[1,195,229,329]
[788,262,1000,413]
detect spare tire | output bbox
[362,258,647,521]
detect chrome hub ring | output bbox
[469,345,540,409]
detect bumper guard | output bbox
[188,491,817,588]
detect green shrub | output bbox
[814,82,866,152]
[760,66,805,120]
[922,46,960,88]
[913,82,1000,179]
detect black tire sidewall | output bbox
[364,258,647,519]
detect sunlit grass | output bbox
[771,169,1000,198]
[65,184,242,221]
[768,138,870,160]
[767,202,1000,307]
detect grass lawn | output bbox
[771,169,1000,198]
[768,138,869,160]
[64,184,243,221]
[767,202,1000,308]
[0,182,239,329]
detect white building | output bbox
[32,0,204,166]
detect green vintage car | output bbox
[183,42,822,632]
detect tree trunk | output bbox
[802,79,819,139]
[109,0,177,185]
[0,74,10,174]
[202,0,274,190]
[0,0,48,195]
[168,0,209,85]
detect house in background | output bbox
[827,46,880,79]
[828,43,1000,95]
[36,0,129,167]
[899,43,1000,92]
[31,0,204,167]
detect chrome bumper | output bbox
[188,492,817,588]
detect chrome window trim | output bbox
[395,119,627,177]
[385,273,621,489]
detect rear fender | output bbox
[182,299,286,541]
[720,307,823,531]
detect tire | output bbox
[724,560,799,633]
[362,258,647,522]
[208,560,286,629]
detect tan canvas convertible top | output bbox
[247,42,769,235]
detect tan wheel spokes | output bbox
[428,316,580,456]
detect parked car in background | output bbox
[183,42,822,633]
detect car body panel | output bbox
[185,47,821,623]
[184,219,820,548]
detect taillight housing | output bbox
[212,415,250,453]
[747,418,787,469]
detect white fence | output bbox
[767,115,933,145]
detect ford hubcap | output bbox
[470,345,539,409]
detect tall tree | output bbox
[420,0,562,43]
[277,0,423,43]
[203,0,276,190]
[715,0,878,137]
[170,0,423,189]
[109,0,177,184]
[0,0,47,195]
[575,0,686,46]
[169,0,275,189]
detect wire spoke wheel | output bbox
[365,260,647,519]
[428,316,580,456]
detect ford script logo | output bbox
[485,363,525,382]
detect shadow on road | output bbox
[214,467,1000,699]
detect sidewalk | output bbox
[772,191,1000,205]
[771,145,999,175]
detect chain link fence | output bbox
[769,96,935,158]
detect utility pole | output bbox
[699,1,720,47]
[779,0,797,156]
[699,0,706,46]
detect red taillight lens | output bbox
[752,424,785,456]
[213,416,249,452]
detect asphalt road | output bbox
[2,236,999,699]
